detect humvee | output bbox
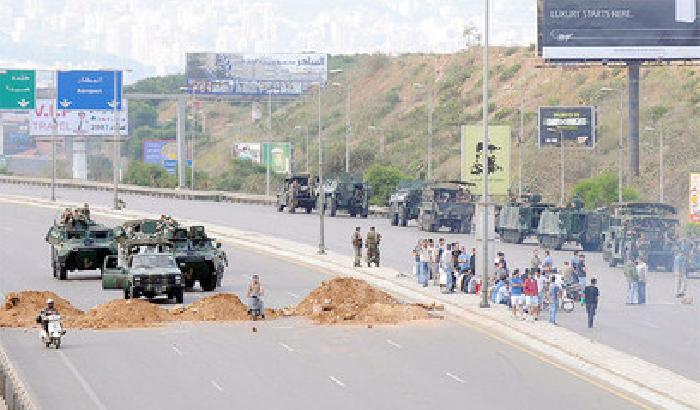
[388,180,425,227]
[323,176,370,217]
[417,182,476,233]
[276,173,317,214]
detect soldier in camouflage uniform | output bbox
[352,227,363,267]
[365,226,381,267]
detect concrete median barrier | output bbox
[0,342,34,410]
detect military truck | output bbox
[388,180,425,227]
[102,238,184,303]
[276,173,317,214]
[46,216,118,280]
[601,202,677,271]
[323,176,370,217]
[166,226,227,291]
[536,199,609,251]
[496,193,555,244]
[417,182,476,233]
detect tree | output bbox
[364,164,407,206]
[573,172,640,208]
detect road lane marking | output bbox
[172,345,183,356]
[328,376,345,387]
[445,372,465,384]
[271,325,294,329]
[211,380,224,392]
[279,342,295,352]
[386,339,402,349]
[58,351,108,410]
[286,291,299,298]
[641,321,660,330]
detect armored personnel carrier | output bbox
[536,198,609,251]
[166,226,227,291]
[276,173,317,214]
[388,180,425,227]
[323,175,370,217]
[496,193,555,244]
[46,211,118,280]
[601,202,677,271]
[417,182,475,233]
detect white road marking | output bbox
[271,325,294,329]
[58,351,108,410]
[641,321,661,329]
[386,339,402,349]
[279,342,295,352]
[211,380,224,392]
[286,291,299,298]
[172,345,183,356]
[445,372,465,384]
[328,376,345,387]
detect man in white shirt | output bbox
[636,257,648,304]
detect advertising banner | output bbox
[461,126,512,196]
[30,99,128,136]
[232,142,262,163]
[262,142,292,174]
[0,117,32,155]
[0,70,35,110]
[538,0,700,61]
[143,139,178,174]
[538,106,596,148]
[691,173,700,223]
[57,70,123,110]
[186,53,327,95]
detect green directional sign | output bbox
[0,70,35,110]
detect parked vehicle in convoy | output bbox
[417,182,475,233]
[496,193,555,244]
[323,175,370,217]
[166,226,227,291]
[102,239,184,303]
[276,173,318,214]
[46,216,118,280]
[536,198,609,251]
[601,202,678,271]
[388,180,425,227]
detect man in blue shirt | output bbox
[510,270,524,320]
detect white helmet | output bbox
[47,298,54,305]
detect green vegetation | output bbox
[214,159,283,194]
[123,161,177,188]
[498,64,521,82]
[573,172,640,208]
[364,164,407,205]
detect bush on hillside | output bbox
[364,164,408,206]
[573,172,640,208]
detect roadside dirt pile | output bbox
[171,293,249,321]
[67,299,169,329]
[295,277,431,324]
[0,291,83,328]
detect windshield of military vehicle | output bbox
[131,254,177,269]
[433,189,457,202]
[173,240,189,251]
[66,230,87,239]
[192,239,213,250]
[89,230,112,240]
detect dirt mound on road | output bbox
[0,291,83,328]
[295,277,430,324]
[67,299,169,329]
[171,293,249,321]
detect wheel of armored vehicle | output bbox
[200,276,216,292]
[399,206,408,227]
[390,212,399,226]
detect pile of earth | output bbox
[67,299,169,329]
[0,291,83,328]
[295,277,431,324]
[171,293,249,321]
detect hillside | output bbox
[128,47,700,221]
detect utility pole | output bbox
[346,71,351,173]
[559,130,565,206]
[317,85,325,255]
[428,84,433,181]
[518,93,524,197]
[191,87,196,191]
[618,92,624,203]
[112,70,120,210]
[51,71,57,202]
[480,0,490,309]
[659,124,664,202]
[266,90,272,196]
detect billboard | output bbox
[538,0,700,61]
[30,99,128,136]
[143,139,178,174]
[57,70,123,110]
[691,173,700,223]
[461,126,512,196]
[186,53,327,95]
[538,106,596,148]
[0,114,32,155]
[232,142,262,163]
[262,142,292,174]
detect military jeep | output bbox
[46,216,118,280]
[276,173,317,214]
[388,180,425,227]
[323,175,370,217]
[417,182,475,233]
[496,193,555,244]
[536,198,609,251]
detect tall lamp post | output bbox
[413,82,434,180]
[112,70,127,210]
[294,125,309,172]
[600,87,625,203]
[314,83,325,255]
[480,0,490,309]
[367,125,385,154]
[644,124,664,202]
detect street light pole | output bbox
[559,130,565,206]
[480,0,490,309]
[428,85,433,181]
[112,70,120,210]
[51,71,57,202]
[659,124,664,202]
[191,86,196,191]
[518,93,524,196]
[266,90,272,197]
[346,72,351,173]
[618,92,624,203]
[317,85,325,255]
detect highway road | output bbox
[0,196,645,409]
[2,184,697,382]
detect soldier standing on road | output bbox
[674,249,688,298]
[531,250,541,271]
[584,278,599,328]
[624,258,638,304]
[352,227,363,267]
[365,226,381,267]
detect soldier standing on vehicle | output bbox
[81,203,90,220]
[61,208,73,225]
[365,226,381,267]
[352,227,363,267]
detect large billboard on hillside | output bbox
[186,53,327,95]
[538,0,700,61]
[461,126,512,196]
[691,173,700,223]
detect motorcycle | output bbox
[40,315,65,349]
[247,296,264,321]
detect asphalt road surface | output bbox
[2,184,697,382]
[0,197,644,409]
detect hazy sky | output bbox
[0,0,537,81]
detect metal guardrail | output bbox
[0,175,390,216]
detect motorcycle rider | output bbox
[246,274,265,318]
[36,299,59,333]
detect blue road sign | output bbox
[57,70,122,110]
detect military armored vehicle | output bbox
[601,202,677,271]
[166,226,227,291]
[496,193,555,244]
[276,173,317,214]
[323,175,370,217]
[536,198,609,251]
[417,182,476,233]
[46,214,118,280]
[388,180,425,226]
[102,238,184,303]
